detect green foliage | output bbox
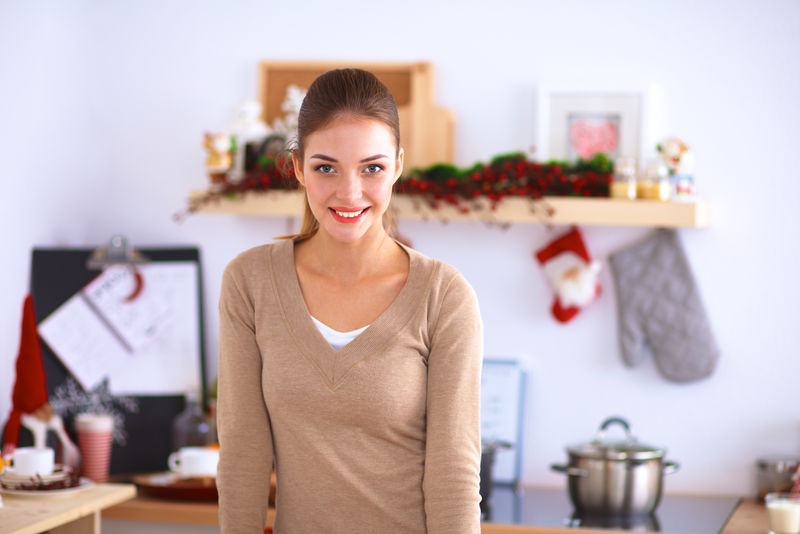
[544,152,613,174]
[422,163,464,182]
[488,151,527,166]
[404,151,613,183]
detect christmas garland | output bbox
[396,152,613,214]
[179,151,614,220]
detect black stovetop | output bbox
[484,486,741,533]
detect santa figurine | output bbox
[2,295,80,468]
[535,227,602,323]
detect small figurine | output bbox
[2,296,80,468]
[657,137,696,200]
[656,137,690,174]
[203,132,233,186]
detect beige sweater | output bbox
[217,239,483,533]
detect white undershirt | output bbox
[311,316,369,350]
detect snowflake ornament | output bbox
[49,378,139,446]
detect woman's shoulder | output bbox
[223,240,291,280]
[402,244,475,298]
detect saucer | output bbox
[0,464,73,487]
[0,477,93,498]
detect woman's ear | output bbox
[393,147,405,183]
[292,152,305,187]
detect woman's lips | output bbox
[329,207,369,223]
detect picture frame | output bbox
[536,84,662,171]
[481,358,526,485]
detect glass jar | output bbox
[672,174,696,201]
[171,391,211,450]
[610,157,637,200]
[638,159,671,201]
[758,457,800,502]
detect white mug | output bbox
[168,447,218,478]
[11,446,55,477]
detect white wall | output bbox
[1,0,799,499]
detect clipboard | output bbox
[31,245,208,474]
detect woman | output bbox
[216,68,483,533]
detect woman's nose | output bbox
[337,172,362,201]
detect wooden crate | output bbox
[257,60,454,170]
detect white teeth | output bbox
[334,209,365,218]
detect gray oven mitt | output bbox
[609,229,719,382]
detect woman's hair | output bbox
[280,68,401,242]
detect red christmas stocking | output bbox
[535,227,602,323]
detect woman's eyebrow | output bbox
[360,154,388,163]
[309,154,337,162]
[309,154,388,163]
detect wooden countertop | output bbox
[103,492,767,533]
[102,494,274,527]
[1,482,136,534]
[719,498,765,534]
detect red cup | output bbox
[74,413,114,482]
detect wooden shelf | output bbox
[189,190,711,228]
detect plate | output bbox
[1,464,74,485]
[133,472,218,501]
[0,478,94,498]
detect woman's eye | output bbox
[314,164,335,174]
[364,164,384,174]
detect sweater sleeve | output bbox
[216,262,273,533]
[423,272,483,533]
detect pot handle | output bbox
[550,464,588,477]
[663,461,680,475]
[596,416,633,442]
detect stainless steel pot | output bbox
[480,440,512,519]
[551,416,679,516]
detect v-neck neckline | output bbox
[270,238,431,390]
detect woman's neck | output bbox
[296,227,402,284]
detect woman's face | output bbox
[293,116,403,245]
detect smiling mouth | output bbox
[332,208,367,218]
[329,207,370,223]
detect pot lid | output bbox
[567,417,666,461]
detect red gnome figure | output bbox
[2,295,52,458]
[2,294,81,471]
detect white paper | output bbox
[38,262,201,395]
[105,262,201,395]
[38,292,131,391]
[82,265,171,352]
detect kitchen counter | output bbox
[104,485,768,533]
[480,486,742,533]
[718,498,766,534]
[1,482,136,534]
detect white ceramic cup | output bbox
[168,447,219,478]
[11,446,55,477]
